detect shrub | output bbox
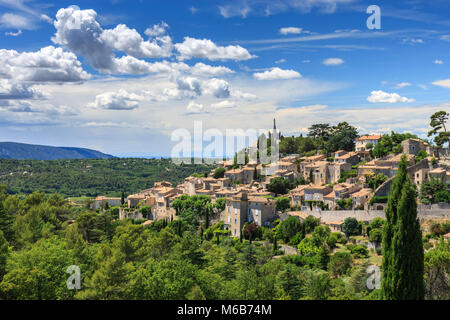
[375,247,382,255]
[327,234,338,249]
[350,245,369,258]
[276,197,291,212]
[243,222,262,240]
[213,167,226,179]
[369,229,382,243]
[290,232,304,246]
[342,217,362,237]
[277,216,301,243]
[328,252,353,277]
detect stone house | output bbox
[304,185,332,202]
[401,138,429,156]
[350,188,373,208]
[355,135,382,151]
[92,196,122,210]
[222,192,277,238]
[334,151,360,166]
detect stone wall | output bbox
[291,205,450,223]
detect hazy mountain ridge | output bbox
[0,142,114,160]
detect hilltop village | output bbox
[93,120,450,237]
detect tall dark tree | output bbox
[326,122,359,152]
[382,155,424,300]
[308,124,331,140]
[427,111,449,148]
[0,186,14,243]
[0,230,8,282]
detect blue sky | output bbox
[0,0,449,157]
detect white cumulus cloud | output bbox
[0,80,46,100]
[52,6,173,74]
[88,90,143,110]
[253,67,301,80]
[202,78,230,98]
[367,90,415,103]
[0,46,90,82]
[323,58,344,66]
[190,62,234,77]
[174,37,255,61]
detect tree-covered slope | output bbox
[0,142,114,160]
[0,158,214,197]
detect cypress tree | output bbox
[382,155,424,300]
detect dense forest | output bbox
[0,186,448,300]
[0,158,215,197]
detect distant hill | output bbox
[0,158,214,196]
[0,142,115,160]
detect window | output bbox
[235,218,237,224]
[228,216,231,223]
[234,208,237,215]
[255,209,259,216]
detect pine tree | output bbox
[382,155,424,300]
[0,200,14,243]
[0,230,9,282]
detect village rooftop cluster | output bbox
[92,120,450,238]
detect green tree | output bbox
[326,122,359,152]
[0,186,14,243]
[419,178,450,204]
[427,111,449,147]
[308,124,331,141]
[424,239,450,300]
[342,218,361,237]
[76,249,134,300]
[328,252,352,278]
[267,177,293,196]
[382,155,424,300]
[276,197,291,213]
[277,216,301,243]
[367,173,388,190]
[186,285,206,300]
[0,230,9,282]
[369,228,383,243]
[303,215,320,234]
[0,237,76,300]
[415,150,428,163]
[213,167,226,179]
